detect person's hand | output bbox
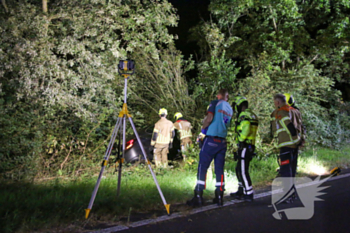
[169,142,173,149]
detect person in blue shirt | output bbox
[187,89,233,206]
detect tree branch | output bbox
[1,0,8,13]
[309,54,319,64]
[269,5,278,32]
[43,0,48,13]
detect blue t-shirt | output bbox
[206,100,233,138]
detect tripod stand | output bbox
[85,60,170,219]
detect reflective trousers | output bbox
[154,145,169,168]
[236,146,254,195]
[195,136,227,192]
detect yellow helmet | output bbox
[284,93,295,106]
[232,96,247,113]
[158,108,168,116]
[174,112,183,121]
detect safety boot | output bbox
[186,190,204,207]
[230,187,243,200]
[213,189,224,206]
[243,194,254,202]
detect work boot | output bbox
[213,189,224,206]
[186,190,204,207]
[230,187,243,200]
[243,194,254,202]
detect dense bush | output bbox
[0,0,181,179]
[0,0,349,179]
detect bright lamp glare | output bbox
[309,164,327,175]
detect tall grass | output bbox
[1,146,349,233]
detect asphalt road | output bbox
[112,174,350,233]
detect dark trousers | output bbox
[236,146,254,195]
[279,147,295,192]
[195,136,227,192]
[292,147,299,178]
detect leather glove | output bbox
[169,142,173,149]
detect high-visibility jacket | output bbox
[151,117,175,147]
[271,105,300,148]
[174,119,192,140]
[235,109,259,145]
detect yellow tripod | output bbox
[85,60,170,219]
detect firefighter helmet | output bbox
[232,96,248,113]
[174,112,183,121]
[158,108,168,116]
[284,93,295,106]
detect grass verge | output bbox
[1,145,349,233]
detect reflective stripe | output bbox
[197,180,205,185]
[180,129,192,139]
[196,163,202,192]
[156,134,172,144]
[279,118,293,147]
[279,138,300,147]
[281,116,290,122]
[246,189,254,195]
[241,148,251,194]
[276,128,286,134]
[215,182,225,186]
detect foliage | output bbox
[128,45,196,126]
[0,0,180,178]
[189,0,350,149]
[1,0,350,180]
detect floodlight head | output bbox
[118,59,135,76]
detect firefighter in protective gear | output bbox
[151,108,175,168]
[173,112,193,161]
[284,93,305,179]
[187,89,233,207]
[230,96,258,202]
[271,94,301,203]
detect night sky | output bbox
[168,0,211,59]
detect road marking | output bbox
[89,172,350,233]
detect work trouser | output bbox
[195,136,227,192]
[279,147,295,192]
[292,147,299,178]
[154,144,169,168]
[236,145,255,195]
[181,137,192,160]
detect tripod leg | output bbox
[128,117,171,215]
[117,115,127,196]
[114,128,123,197]
[85,117,123,219]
